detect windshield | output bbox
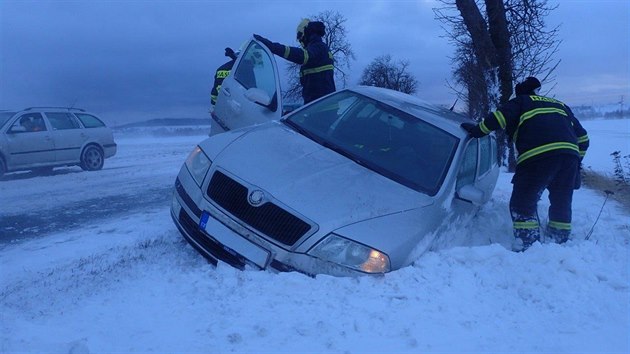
[284,91,459,196]
[0,112,17,128]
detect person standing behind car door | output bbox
[254,19,336,104]
[461,77,589,252]
[210,47,238,108]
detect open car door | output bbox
[212,38,283,133]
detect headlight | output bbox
[308,234,390,273]
[185,146,212,186]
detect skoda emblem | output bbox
[248,189,265,206]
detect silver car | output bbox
[170,39,499,276]
[0,107,117,177]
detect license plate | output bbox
[199,211,270,268]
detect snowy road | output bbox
[1,126,628,353]
[1,185,171,243]
[1,133,195,244]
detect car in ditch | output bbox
[170,38,499,276]
[0,107,117,177]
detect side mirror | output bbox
[456,184,485,205]
[244,88,272,107]
[8,125,27,133]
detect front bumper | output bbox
[170,169,368,277]
[170,175,309,274]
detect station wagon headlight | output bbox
[309,234,390,274]
[185,146,212,186]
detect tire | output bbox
[0,158,6,178]
[80,145,104,171]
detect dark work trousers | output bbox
[510,154,580,244]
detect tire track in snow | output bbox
[0,185,173,244]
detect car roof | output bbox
[348,86,473,136]
[22,107,88,113]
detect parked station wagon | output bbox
[0,107,117,177]
[170,39,499,276]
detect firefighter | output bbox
[461,77,590,251]
[253,19,336,104]
[210,47,238,107]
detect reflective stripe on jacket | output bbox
[265,35,336,104]
[211,59,235,105]
[472,94,589,165]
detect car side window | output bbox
[45,112,81,130]
[10,113,46,133]
[456,139,478,189]
[75,113,106,128]
[478,136,492,175]
[234,42,276,99]
[490,135,498,166]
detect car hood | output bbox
[203,122,434,230]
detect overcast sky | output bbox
[1,0,628,125]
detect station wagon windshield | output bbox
[284,91,459,196]
[0,112,17,128]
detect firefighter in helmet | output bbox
[254,19,336,104]
[461,77,590,251]
[210,47,238,107]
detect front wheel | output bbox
[80,145,104,171]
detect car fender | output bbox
[197,126,252,161]
[317,206,446,271]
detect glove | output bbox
[460,122,477,135]
[224,47,236,59]
[253,34,272,47]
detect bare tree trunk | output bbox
[455,0,497,70]
[485,0,512,104]
[486,0,516,171]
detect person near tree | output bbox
[253,19,335,104]
[461,77,590,251]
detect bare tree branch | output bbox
[359,55,419,94]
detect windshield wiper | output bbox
[283,119,315,139]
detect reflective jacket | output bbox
[211,59,235,106]
[469,94,589,165]
[265,35,335,104]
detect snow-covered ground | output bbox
[581,118,630,175]
[1,120,629,353]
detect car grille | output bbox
[206,171,311,246]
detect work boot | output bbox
[512,234,539,252]
[546,225,570,244]
[512,227,540,252]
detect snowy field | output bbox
[580,118,630,175]
[1,119,629,353]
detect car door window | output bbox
[479,136,492,175]
[11,113,46,133]
[46,112,81,130]
[456,139,478,189]
[234,42,276,99]
[75,113,105,128]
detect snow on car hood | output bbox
[202,122,434,230]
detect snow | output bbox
[580,118,630,174]
[1,121,629,353]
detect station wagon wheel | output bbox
[80,145,104,171]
